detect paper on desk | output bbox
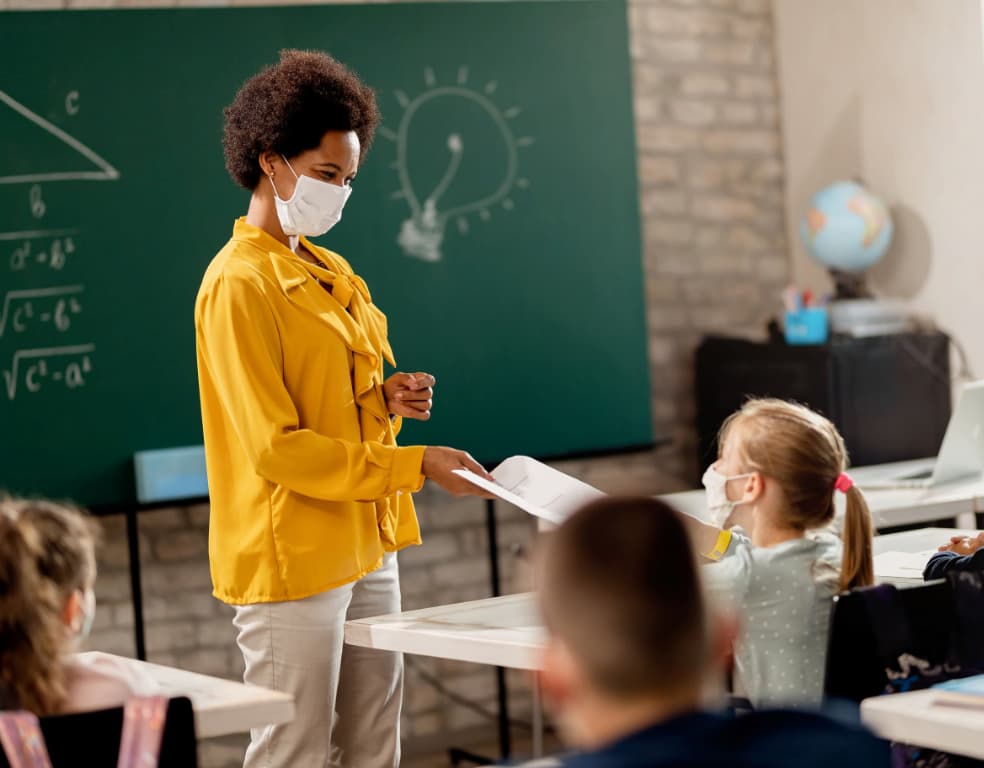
[873,549,938,583]
[453,455,606,525]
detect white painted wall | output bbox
[773,0,984,373]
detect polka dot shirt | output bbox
[703,529,842,709]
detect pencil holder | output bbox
[784,308,829,345]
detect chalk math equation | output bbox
[1,87,118,401]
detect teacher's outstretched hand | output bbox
[422,446,496,498]
[384,372,497,495]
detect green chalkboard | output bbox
[0,1,651,508]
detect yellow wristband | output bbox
[704,529,732,561]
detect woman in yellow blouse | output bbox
[195,50,493,768]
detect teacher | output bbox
[195,50,493,768]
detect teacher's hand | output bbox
[385,372,435,421]
[422,447,497,498]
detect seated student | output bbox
[520,496,888,768]
[685,399,874,708]
[924,532,984,580]
[0,498,155,715]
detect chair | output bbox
[0,696,197,768]
[824,577,984,704]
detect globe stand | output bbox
[829,268,872,300]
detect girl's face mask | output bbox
[702,464,753,527]
[72,586,96,640]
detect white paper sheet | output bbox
[453,455,606,525]
[873,549,938,583]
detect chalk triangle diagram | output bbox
[0,90,120,184]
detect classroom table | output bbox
[666,461,984,531]
[345,592,543,672]
[346,525,977,760]
[872,526,979,555]
[345,527,975,671]
[851,460,984,529]
[861,689,984,760]
[75,651,295,739]
[860,527,984,758]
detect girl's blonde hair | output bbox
[0,498,97,715]
[720,398,873,592]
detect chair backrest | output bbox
[0,697,197,768]
[823,578,984,703]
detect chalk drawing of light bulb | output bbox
[382,67,534,262]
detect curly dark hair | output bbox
[223,49,381,190]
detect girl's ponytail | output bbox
[839,481,874,592]
[0,504,73,715]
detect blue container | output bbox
[784,308,829,345]
[134,445,208,503]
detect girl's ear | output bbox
[742,472,765,504]
[61,590,81,631]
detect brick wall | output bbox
[2,0,788,764]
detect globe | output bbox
[799,180,893,274]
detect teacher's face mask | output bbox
[270,155,352,237]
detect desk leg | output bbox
[532,677,544,757]
[486,499,512,760]
[449,501,512,767]
[125,507,147,661]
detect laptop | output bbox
[859,379,984,490]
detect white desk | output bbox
[861,528,984,758]
[861,689,984,760]
[872,527,978,585]
[344,593,543,671]
[345,528,974,670]
[851,460,984,529]
[663,461,984,531]
[873,527,978,556]
[77,652,295,739]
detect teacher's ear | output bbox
[258,151,280,181]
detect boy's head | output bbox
[538,497,721,745]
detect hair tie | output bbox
[834,472,854,494]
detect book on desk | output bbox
[872,549,937,586]
[934,674,984,709]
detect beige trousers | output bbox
[233,553,403,768]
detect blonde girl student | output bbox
[686,399,874,708]
[0,497,154,715]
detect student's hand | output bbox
[939,532,984,555]
[422,447,497,498]
[384,372,436,421]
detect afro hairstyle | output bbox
[223,49,381,190]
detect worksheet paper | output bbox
[873,549,938,584]
[453,455,606,525]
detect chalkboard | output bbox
[0,1,651,508]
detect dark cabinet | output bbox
[695,333,952,480]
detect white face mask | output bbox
[701,465,753,527]
[270,155,352,237]
[73,587,96,640]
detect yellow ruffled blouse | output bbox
[195,218,425,605]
